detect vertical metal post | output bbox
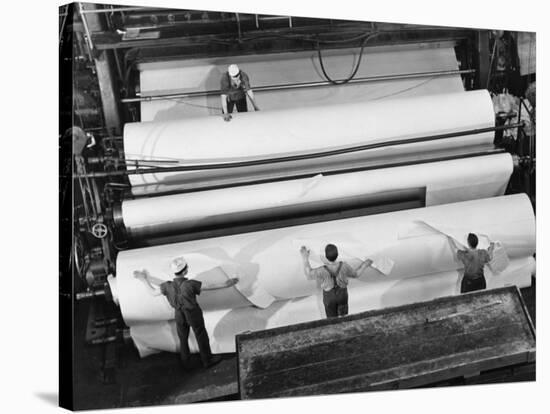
[79,3,122,135]
[475,30,490,90]
[525,100,535,203]
[235,13,242,40]
[517,98,522,144]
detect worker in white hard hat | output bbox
[134,256,238,369]
[220,64,259,121]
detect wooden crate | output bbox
[236,286,535,399]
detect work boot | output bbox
[180,361,194,370]
[203,355,222,368]
[179,355,194,370]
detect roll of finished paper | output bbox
[129,255,535,357]
[120,153,513,242]
[114,194,535,327]
[123,90,496,188]
[138,45,465,121]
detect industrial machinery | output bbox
[59,2,536,408]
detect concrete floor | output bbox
[72,278,536,410]
[72,300,239,410]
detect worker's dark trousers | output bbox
[323,287,349,318]
[175,307,212,367]
[226,97,248,113]
[460,276,487,294]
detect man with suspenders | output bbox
[134,257,238,369]
[300,244,373,318]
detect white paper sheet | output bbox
[403,221,512,273]
[121,153,513,241]
[138,45,464,121]
[116,194,535,326]
[369,255,395,276]
[115,250,275,325]
[124,90,495,188]
[129,256,535,357]
[488,242,511,273]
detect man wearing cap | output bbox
[134,257,238,369]
[220,64,259,121]
[300,244,373,318]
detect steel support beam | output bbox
[475,30,491,90]
[79,3,122,135]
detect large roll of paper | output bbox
[123,90,495,188]
[115,194,535,339]
[120,153,513,242]
[138,45,465,121]
[129,256,536,357]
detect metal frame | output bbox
[78,3,123,135]
[121,68,475,103]
[475,30,491,90]
[75,122,522,179]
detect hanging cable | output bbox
[316,32,379,85]
[165,97,222,111]
[370,77,436,101]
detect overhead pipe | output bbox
[79,7,163,14]
[121,68,476,103]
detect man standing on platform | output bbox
[134,257,238,369]
[220,64,260,121]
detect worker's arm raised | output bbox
[134,269,164,296]
[354,258,373,275]
[487,242,496,261]
[448,237,459,251]
[447,237,465,262]
[300,246,315,280]
[202,278,239,291]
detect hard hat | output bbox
[228,64,240,77]
[170,256,188,274]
